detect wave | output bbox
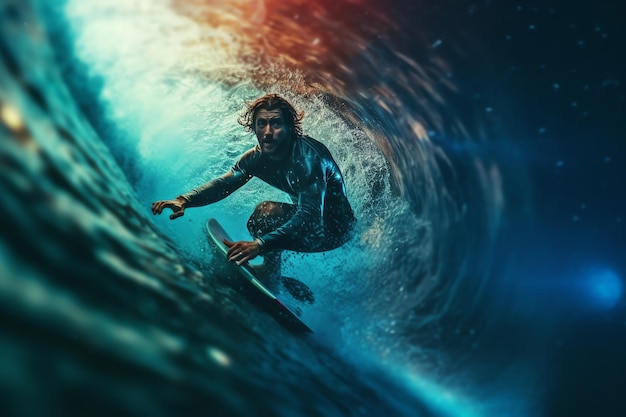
[0,0,554,416]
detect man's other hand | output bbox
[151,197,187,220]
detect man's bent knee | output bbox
[247,201,294,237]
[254,201,282,216]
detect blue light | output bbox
[585,268,623,309]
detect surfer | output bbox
[152,94,356,290]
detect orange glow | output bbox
[172,0,396,95]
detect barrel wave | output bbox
[2,1,624,417]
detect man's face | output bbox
[254,108,290,160]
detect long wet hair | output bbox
[238,94,304,139]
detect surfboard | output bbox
[206,218,313,334]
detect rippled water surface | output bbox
[2,1,624,416]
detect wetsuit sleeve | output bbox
[178,151,255,207]
[178,170,251,207]
[260,164,326,250]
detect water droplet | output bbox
[207,347,231,367]
[0,103,24,131]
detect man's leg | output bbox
[246,201,296,291]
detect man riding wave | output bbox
[152,94,355,291]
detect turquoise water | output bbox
[0,1,522,416]
[5,1,622,416]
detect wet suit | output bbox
[179,135,356,253]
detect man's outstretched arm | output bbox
[152,170,251,220]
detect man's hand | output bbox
[151,197,187,220]
[224,239,260,265]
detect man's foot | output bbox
[280,277,315,304]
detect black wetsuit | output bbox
[180,135,355,252]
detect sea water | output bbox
[4,1,620,416]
